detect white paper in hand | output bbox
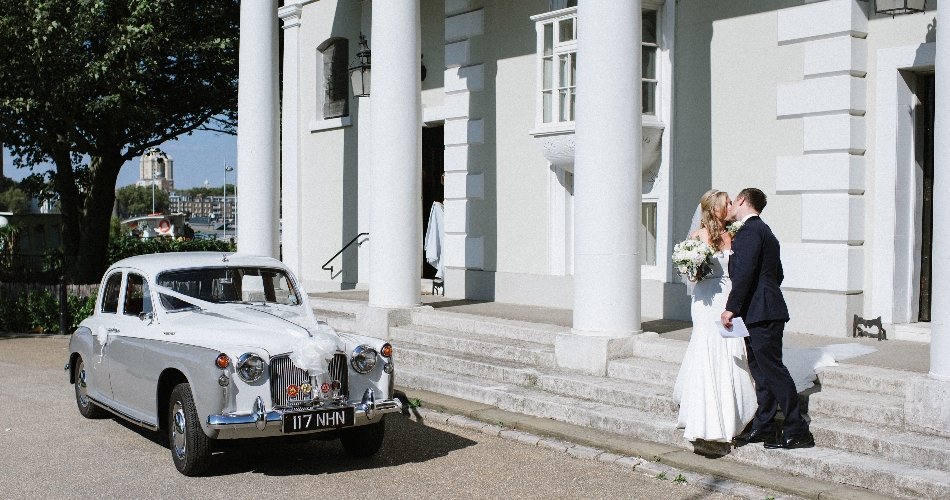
[715,317,750,338]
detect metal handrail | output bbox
[322,233,368,276]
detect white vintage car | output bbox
[67,252,400,475]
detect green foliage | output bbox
[408,398,422,408]
[0,224,19,253]
[0,187,30,213]
[178,184,236,199]
[672,474,687,485]
[0,289,97,333]
[107,236,235,265]
[656,472,668,481]
[116,184,169,217]
[109,217,124,240]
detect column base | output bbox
[905,375,950,438]
[555,331,638,376]
[357,305,427,340]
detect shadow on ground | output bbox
[113,413,476,477]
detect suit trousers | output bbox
[744,320,809,436]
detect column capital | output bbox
[278,4,303,29]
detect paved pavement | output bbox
[0,336,785,500]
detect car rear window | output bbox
[156,267,300,306]
[101,272,122,314]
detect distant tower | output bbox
[135,149,175,191]
[203,178,210,188]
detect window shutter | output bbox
[323,39,350,119]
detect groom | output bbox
[721,188,814,450]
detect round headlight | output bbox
[351,345,378,374]
[236,353,265,382]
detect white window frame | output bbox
[534,8,578,131]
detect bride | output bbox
[673,189,757,443]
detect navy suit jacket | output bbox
[726,216,790,324]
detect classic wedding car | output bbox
[67,252,401,475]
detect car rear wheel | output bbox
[74,358,107,419]
[168,383,212,476]
[339,415,386,458]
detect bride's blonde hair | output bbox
[700,189,729,251]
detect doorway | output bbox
[422,125,445,279]
[916,74,934,322]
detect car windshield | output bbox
[156,267,301,308]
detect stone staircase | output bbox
[311,296,950,499]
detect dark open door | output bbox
[916,74,934,322]
[422,125,445,279]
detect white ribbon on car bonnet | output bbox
[150,283,343,371]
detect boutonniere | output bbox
[726,221,744,236]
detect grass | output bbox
[656,472,668,481]
[408,398,422,408]
[673,474,687,485]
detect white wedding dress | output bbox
[671,249,879,443]
[673,250,758,442]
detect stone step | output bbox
[390,325,557,370]
[817,363,916,397]
[607,357,681,389]
[808,387,905,428]
[810,415,950,472]
[308,296,366,316]
[410,309,565,345]
[629,334,688,365]
[398,365,681,445]
[395,341,678,418]
[313,309,357,333]
[536,372,678,419]
[394,342,542,388]
[398,365,950,499]
[726,439,950,500]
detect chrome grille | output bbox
[329,353,349,400]
[269,353,349,408]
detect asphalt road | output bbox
[0,336,745,500]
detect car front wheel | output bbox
[168,383,212,476]
[339,415,386,458]
[74,358,107,419]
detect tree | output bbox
[0,0,238,283]
[0,186,30,213]
[179,184,236,199]
[115,184,169,217]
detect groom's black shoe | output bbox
[732,428,774,445]
[764,430,815,450]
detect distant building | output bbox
[169,194,237,223]
[135,149,175,191]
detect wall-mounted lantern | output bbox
[875,0,926,16]
[348,34,371,97]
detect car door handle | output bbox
[107,327,120,333]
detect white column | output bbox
[236,0,280,259]
[555,0,642,376]
[572,0,642,336]
[932,3,950,380]
[357,1,372,288]
[369,0,422,308]
[279,4,303,276]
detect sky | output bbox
[2,129,238,191]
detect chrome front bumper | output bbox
[207,389,401,431]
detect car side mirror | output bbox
[139,312,154,322]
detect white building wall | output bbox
[296,0,361,292]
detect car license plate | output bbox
[282,407,355,434]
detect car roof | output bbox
[107,252,288,277]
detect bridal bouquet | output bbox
[672,238,715,282]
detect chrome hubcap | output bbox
[172,402,187,459]
[76,365,89,407]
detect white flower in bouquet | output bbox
[726,221,744,236]
[671,238,715,282]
